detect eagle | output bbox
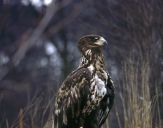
[54,35,114,128]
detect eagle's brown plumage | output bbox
[54,35,114,128]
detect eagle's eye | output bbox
[90,36,99,42]
[94,37,99,40]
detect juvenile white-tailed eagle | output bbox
[54,35,114,128]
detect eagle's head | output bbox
[78,35,107,54]
[78,35,107,67]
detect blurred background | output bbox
[0,0,162,128]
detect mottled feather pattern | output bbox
[55,67,92,115]
[55,67,94,127]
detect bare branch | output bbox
[12,0,73,66]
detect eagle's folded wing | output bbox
[54,67,92,127]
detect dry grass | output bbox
[113,57,162,128]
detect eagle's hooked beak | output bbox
[95,37,107,46]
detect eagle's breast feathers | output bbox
[82,65,109,115]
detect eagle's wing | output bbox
[54,67,92,127]
[98,73,115,127]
